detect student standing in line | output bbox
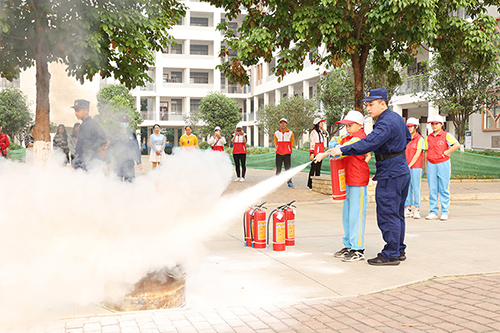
[274,118,295,188]
[404,118,424,219]
[231,124,247,181]
[208,126,226,151]
[179,125,198,149]
[423,115,460,222]
[307,117,328,189]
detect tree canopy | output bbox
[186,91,241,141]
[257,96,318,146]
[0,88,33,142]
[208,0,500,111]
[95,84,142,135]
[0,0,185,151]
[424,56,500,144]
[317,53,399,135]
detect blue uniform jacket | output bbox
[71,116,108,170]
[106,131,142,166]
[340,108,411,180]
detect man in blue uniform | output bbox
[316,88,411,266]
[106,115,143,182]
[71,99,109,171]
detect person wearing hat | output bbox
[404,117,424,219]
[315,88,411,266]
[231,123,247,181]
[179,125,199,149]
[307,117,328,189]
[208,126,226,152]
[0,123,9,158]
[318,111,371,262]
[274,118,295,188]
[423,115,460,221]
[70,99,109,171]
[106,114,143,182]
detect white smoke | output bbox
[0,150,309,327]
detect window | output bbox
[190,44,209,55]
[160,102,168,120]
[228,22,239,37]
[171,99,183,114]
[0,76,20,88]
[171,43,183,54]
[171,71,183,83]
[190,72,209,84]
[484,100,500,131]
[190,17,209,27]
[190,99,202,112]
[220,73,226,89]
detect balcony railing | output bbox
[243,113,255,121]
[396,75,429,95]
[141,111,155,121]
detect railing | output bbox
[141,111,155,121]
[243,113,255,121]
[396,75,429,95]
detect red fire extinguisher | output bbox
[267,206,286,251]
[330,157,346,200]
[283,201,296,246]
[243,202,267,249]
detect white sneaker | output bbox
[240,178,245,182]
[440,214,448,221]
[404,207,413,218]
[234,177,241,182]
[426,213,439,220]
[413,208,421,219]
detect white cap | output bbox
[236,123,243,128]
[279,118,287,123]
[313,117,325,125]
[406,117,419,126]
[214,126,221,131]
[336,111,364,125]
[427,115,445,124]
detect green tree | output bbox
[0,0,185,158]
[186,91,241,142]
[0,88,33,143]
[209,0,499,112]
[424,56,500,144]
[257,96,318,147]
[317,54,399,135]
[95,84,142,135]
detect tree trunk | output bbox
[33,10,52,163]
[351,45,370,113]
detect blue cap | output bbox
[361,88,388,102]
[71,99,90,109]
[119,114,129,122]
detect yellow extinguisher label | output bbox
[258,220,266,240]
[276,222,285,242]
[339,169,346,192]
[287,219,295,238]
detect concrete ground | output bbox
[7,166,500,332]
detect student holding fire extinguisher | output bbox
[318,111,371,262]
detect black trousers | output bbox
[233,153,246,178]
[307,160,322,189]
[276,154,292,183]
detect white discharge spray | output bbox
[0,151,310,327]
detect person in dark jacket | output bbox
[70,99,108,171]
[316,88,411,266]
[106,114,143,182]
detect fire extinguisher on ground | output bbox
[243,202,267,248]
[267,200,296,251]
[330,157,347,200]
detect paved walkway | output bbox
[7,165,500,333]
[47,273,500,332]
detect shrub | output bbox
[199,141,210,150]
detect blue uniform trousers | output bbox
[426,160,451,215]
[342,185,368,250]
[405,168,422,208]
[113,160,136,182]
[375,174,410,260]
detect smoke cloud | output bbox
[0,150,309,328]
